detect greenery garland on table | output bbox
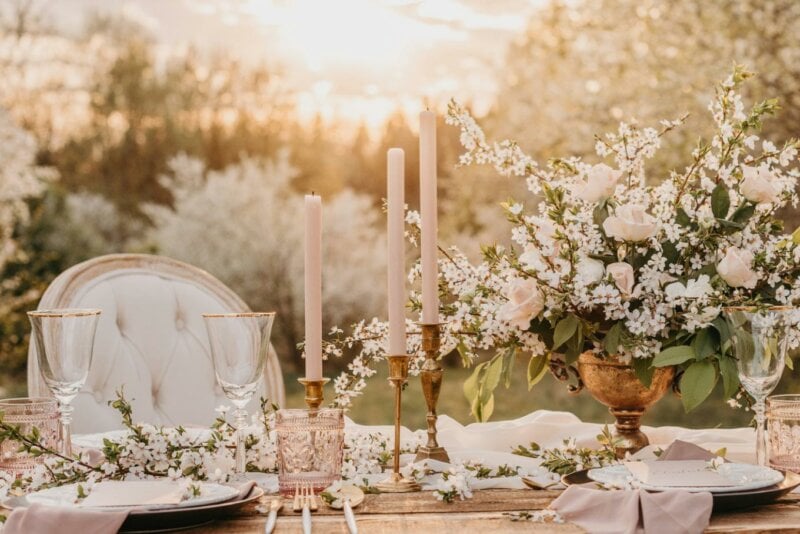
[0,391,625,513]
[0,393,635,518]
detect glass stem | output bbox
[59,402,74,457]
[754,398,767,467]
[234,408,248,474]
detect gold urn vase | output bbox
[577,352,675,458]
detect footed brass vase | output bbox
[577,352,675,459]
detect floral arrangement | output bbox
[328,66,800,420]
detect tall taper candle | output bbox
[304,194,323,380]
[387,148,406,355]
[419,111,439,324]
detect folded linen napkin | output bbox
[3,503,130,534]
[548,440,717,534]
[550,485,713,534]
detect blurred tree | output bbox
[491,0,800,172]
[288,115,344,196]
[147,154,387,372]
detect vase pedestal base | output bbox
[610,407,649,459]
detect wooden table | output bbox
[184,489,800,533]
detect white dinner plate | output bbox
[587,463,784,493]
[25,481,239,511]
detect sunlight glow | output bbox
[243,0,447,72]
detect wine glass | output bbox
[27,308,101,456]
[203,312,275,475]
[724,306,793,466]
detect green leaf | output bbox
[527,354,549,390]
[711,184,731,219]
[564,324,584,365]
[481,356,504,404]
[462,362,485,404]
[731,203,756,224]
[633,357,655,388]
[593,203,609,228]
[501,347,516,388]
[792,226,800,245]
[662,242,679,263]
[553,314,579,350]
[653,345,695,367]
[480,394,495,422]
[675,208,691,227]
[680,360,718,412]
[691,328,718,360]
[718,355,740,398]
[604,322,622,355]
[716,218,744,231]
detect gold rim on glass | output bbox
[202,312,276,318]
[27,308,102,318]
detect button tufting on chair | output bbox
[27,254,286,434]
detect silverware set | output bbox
[264,482,358,534]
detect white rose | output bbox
[602,204,657,242]
[717,247,758,289]
[577,163,622,203]
[740,165,779,204]
[607,262,635,295]
[576,256,605,284]
[499,278,544,330]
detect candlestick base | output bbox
[375,472,421,493]
[298,377,330,411]
[414,445,450,463]
[414,323,450,464]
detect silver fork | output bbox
[301,483,315,534]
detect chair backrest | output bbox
[27,254,285,434]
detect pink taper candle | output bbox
[387,148,407,355]
[304,194,323,380]
[419,111,439,324]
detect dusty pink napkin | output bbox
[658,439,717,461]
[551,485,713,534]
[549,440,716,534]
[4,479,255,534]
[3,503,129,534]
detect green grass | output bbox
[284,358,781,430]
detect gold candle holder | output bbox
[298,377,329,411]
[415,323,450,463]
[376,355,421,493]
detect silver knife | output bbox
[302,502,312,534]
[343,498,358,534]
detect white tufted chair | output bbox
[27,254,285,434]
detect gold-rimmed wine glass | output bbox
[28,308,101,456]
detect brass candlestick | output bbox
[298,377,329,411]
[415,323,450,463]
[376,355,421,493]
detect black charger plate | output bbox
[561,469,800,512]
[119,486,264,533]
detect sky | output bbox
[41,0,544,129]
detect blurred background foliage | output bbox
[1,0,799,428]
